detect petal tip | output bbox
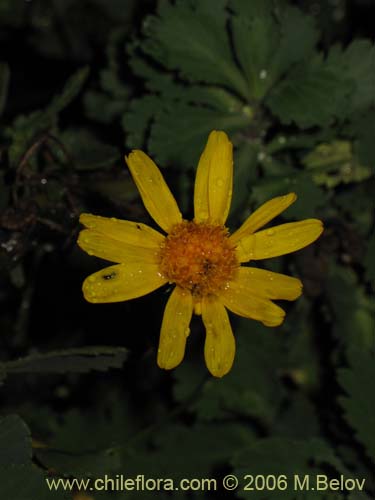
[79,213,92,227]
[262,309,286,327]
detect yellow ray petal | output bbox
[235,267,302,301]
[235,219,324,263]
[125,150,182,233]
[202,298,235,377]
[157,287,193,370]
[230,193,297,243]
[82,262,167,303]
[78,229,161,264]
[79,214,164,248]
[221,283,286,327]
[194,130,233,225]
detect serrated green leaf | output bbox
[141,0,249,100]
[233,437,347,500]
[4,346,128,375]
[268,5,318,90]
[339,40,375,113]
[148,102,252,168]
[230,0,278,99]
[338,347,375,463]
[123,95,163,149]
[266,53,352,128]
[230,1,318,100]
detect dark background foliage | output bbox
[0,1,374,499]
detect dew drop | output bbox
[216,177,224,187]
[259,69,268,80]
[102,271,116,281]
[184,327,190,337]
[266,229,275,236]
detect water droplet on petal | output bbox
[266,229,275,236]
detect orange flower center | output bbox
[158,221,238,297]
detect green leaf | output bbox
[34,390,137,477]
[148,102,253,168]
[251,171,327,219]
[338,347,375,463]
[302,140,372,188]
[116,421,254,499]
[0,415,31,465]
[4,346,128,375]
[233,437,347,500]
[326,266,374,351]
[229,0,278,99]
[230,1,318,99]
[7,67,89,166]
[48,66,89,116]
[0,62,10,117]
[123,76,253,167]
[0,465,70,500]
[123,95,163,149]
[339,40,375,113]
[141,0,249,100]
[174,318,286,424]
[58,128,119,170]
[266,53,352,128]
[0,415,69,499]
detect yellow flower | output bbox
[78,131,323,378]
